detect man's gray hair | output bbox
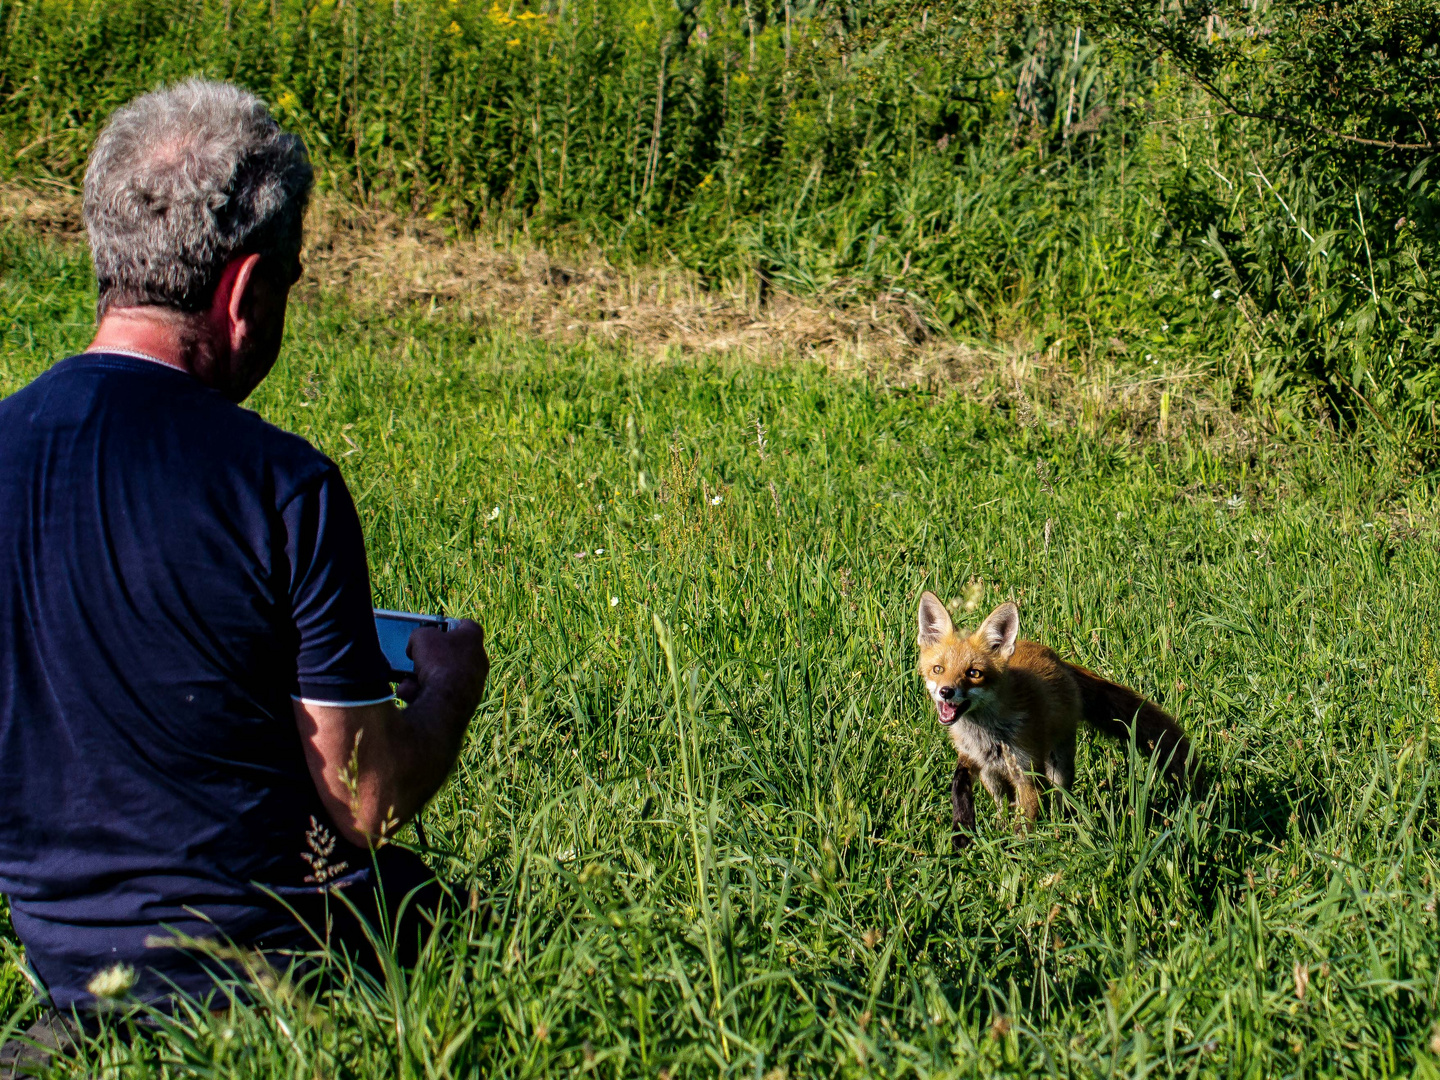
[84,79,312,315]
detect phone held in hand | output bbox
[373,608,460,682]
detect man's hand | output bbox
[294,620,489,847]
[396,619,488,707]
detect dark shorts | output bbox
[1,852,452,1074]
[259,846,451,981]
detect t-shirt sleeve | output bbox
[281,465,393,705]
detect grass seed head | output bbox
[86,963,136,1000]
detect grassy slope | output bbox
[2,228,1439,1077]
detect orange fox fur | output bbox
[916,592,1202,850]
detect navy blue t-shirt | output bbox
[0,352,394,1009]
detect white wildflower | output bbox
[87,964,136,1000]
[487,506,501,521]
[710,495,723,506]
[961,579,984,613]
[594,548,605,555]
[609,596,620,607]
[1212,289,1223,300]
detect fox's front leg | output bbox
[951,762,976,851]
[1012,774,1041,828]
[997,749,1041,829]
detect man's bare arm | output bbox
[293,620,488,847]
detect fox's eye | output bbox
[966,667,983,680]
[931,665,944,675]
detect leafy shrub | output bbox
[1063,0,1440,436]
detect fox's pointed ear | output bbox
[917,591,953,647]
[978,602,1019,659]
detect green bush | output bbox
[1,0,1436,440]
[1062,0,1440,436]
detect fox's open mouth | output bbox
[935,699,960,725]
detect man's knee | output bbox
[284,848,449,972]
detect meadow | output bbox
[3,206,1440,1077]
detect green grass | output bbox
[3,226,1440,1077]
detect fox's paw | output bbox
[950,830,974,853]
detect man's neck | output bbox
[87,308,204,375]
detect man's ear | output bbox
[206,252,263,354]
[977,602,1020,659]
[223,253,265,333]
[917,591,953,647]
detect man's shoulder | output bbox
[194,393,341,503]
[226,402,333,471]
[2,353,340,498]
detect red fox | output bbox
[916,592,1202,850]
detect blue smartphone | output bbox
[373,609,460,681]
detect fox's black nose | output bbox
[938,685,956,700]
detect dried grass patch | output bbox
[300,197,945,366]
[0,180,83,236]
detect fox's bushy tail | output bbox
[1066,664,1205,787]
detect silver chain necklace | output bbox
[86,347,180,370]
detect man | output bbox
[0,79,488,1027]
